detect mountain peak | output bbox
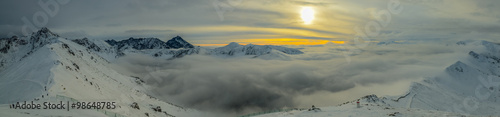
[106,37,167,50]
[216,42,241,50]
[33,27,59,38]
[40,27,50,32]
[105,36,194,50]
[227,42,241,46]
[170,36,184,41]
[166,36,194,48]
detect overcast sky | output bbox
[0,0,499,46]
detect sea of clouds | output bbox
[110,42,483,115]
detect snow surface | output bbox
[254,104,470,117]
[0,28,209,117]
[255,40,500,117]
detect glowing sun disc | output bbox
[301,7,315,24]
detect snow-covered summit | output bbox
[0,27,60,69]
[33,27,59,38]
[105,36,194,51]
[0,28,207,116]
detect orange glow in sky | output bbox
[193,39,344,46]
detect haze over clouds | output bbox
[110,42,485,115]
[1,0,499,45]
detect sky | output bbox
[1,0,499,116]
[0,0,499,46]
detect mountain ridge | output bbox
[97,36,304,60]
[0,27,208,116]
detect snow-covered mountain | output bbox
[212,42,303,56]
[105,36,194,51]
[0,27,304,116]
[166,36,195,49]
[384,40,500,116]
[0,28,207,116]
[255,40,500,117]
[9,28,500,117]
[100,37,303,60]
[0,27,303,62]
[255,94,469,117]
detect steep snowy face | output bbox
[0,27,60,69]
[366,40,500,116]
[267,45,304,54]
[0,28,62,103]
[72,38,121,61]
[166,36,195,48]
[72,38,102,52]
[32,27,59,38]
[0,44,56,104]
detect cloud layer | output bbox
[110,42,485,115]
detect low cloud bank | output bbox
[111,42,482,115]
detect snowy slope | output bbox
[375,41,500,116]
[0,28,208,117]
[0,27,59,70]
[71,37,121,61]
[255,103,469,117]
[0,43,56,104]
[256,40,500,117]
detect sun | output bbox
[300,7,315,24]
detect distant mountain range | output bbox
[0,27,304,115]
[105,36,194,50]
[50,29,304,61]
